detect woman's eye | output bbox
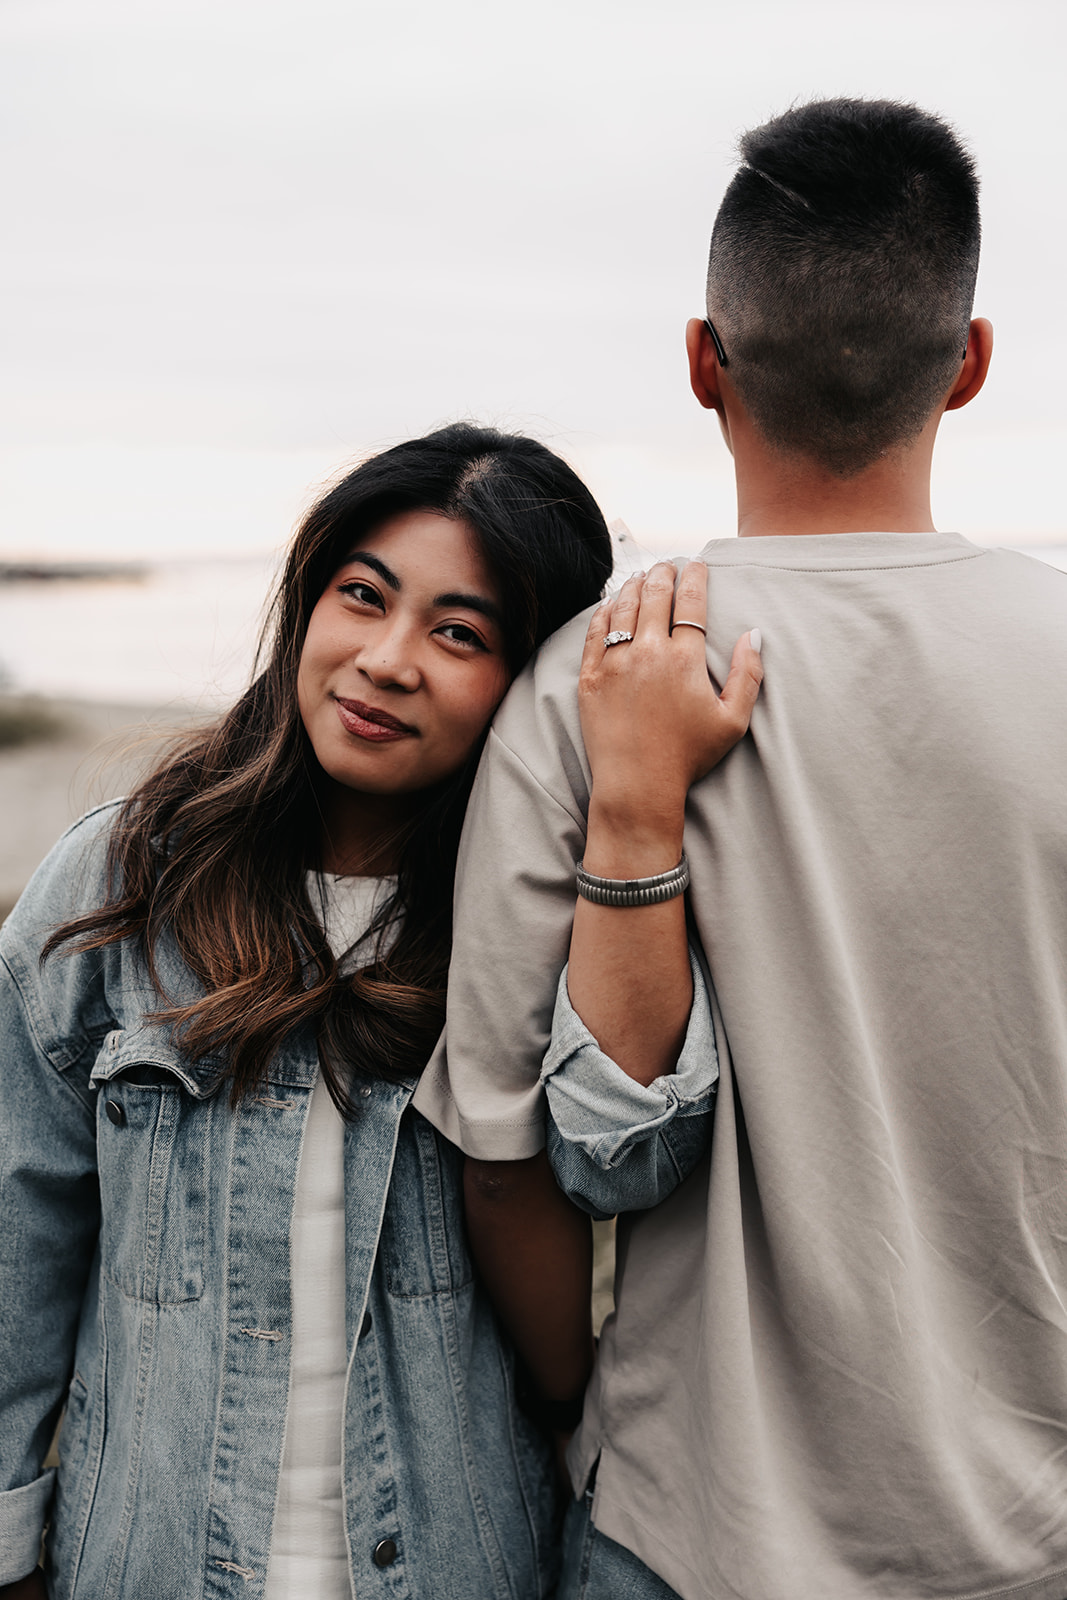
[438,622,486,650]
[338,580,382,608]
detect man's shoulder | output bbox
[475,605,594,820]
[492,606,589,749]
[950,542,1067,637]
[980,543,1067,586]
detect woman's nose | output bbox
[357,621,421,691]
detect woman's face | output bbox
[298,510,510,814]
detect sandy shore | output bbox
[0,698,204,919]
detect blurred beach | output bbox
[0,556,279,916]
[0,699,201,920]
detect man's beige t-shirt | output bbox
[414,531,1067,1600]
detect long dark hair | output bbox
[46,424,612,1110]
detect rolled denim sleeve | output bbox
[0,1475,52,1586]
[542,948,718,1219]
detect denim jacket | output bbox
[0,805,557,1600]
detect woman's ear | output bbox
[944,317,993,412]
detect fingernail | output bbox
[749,628,762,654]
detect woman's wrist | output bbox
[576,855,689,907]
[584,792,686,878]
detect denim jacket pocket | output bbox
[90,1025,215,1305]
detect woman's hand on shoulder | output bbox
[579,560,762,840]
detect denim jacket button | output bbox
[372,1539,397,1567]
[105,1099,127,1127]
[360,1311,372,1339]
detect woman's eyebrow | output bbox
[345,552,400,590]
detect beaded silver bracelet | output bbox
[575,853,690,907]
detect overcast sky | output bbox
[1,0,1064,559]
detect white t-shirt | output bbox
[263,873,396,1600]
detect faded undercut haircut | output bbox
[707,98,981,476]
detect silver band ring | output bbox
[603,629,635,647]
[671,619,707,636]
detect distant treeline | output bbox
[0,560,147,584]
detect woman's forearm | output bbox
[464,1151,595,1406]
[565,794,692,1087]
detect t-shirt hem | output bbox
[591,1478,1067,1600]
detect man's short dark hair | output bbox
[707,99,980,477]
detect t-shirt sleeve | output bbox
[413,646,591,1158]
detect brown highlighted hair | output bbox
[45,424,612,1111]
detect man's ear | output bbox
[686,317,724,411]
[944,318,993,412]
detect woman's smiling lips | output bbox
[333,696,418,742]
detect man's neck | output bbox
[729,411,940,539]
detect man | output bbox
[414,99,1067,1600]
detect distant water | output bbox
[0,542,1065,709]
[0,555,280,707]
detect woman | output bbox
[0,424,613,1600]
